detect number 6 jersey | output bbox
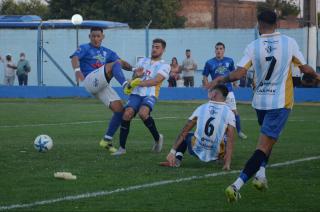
[237,32,306,110]
[189,101,235,162]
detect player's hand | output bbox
[134,67,144,78]
[166,152,176,167]
[205,76,224,89]
[75,71,84,82]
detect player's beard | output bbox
[151,52,162,60]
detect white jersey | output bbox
[189,101,235,162]
[132,57,170,97]
[237,32,306,110]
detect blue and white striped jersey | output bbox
[189,101,235,162]
[237,32,306,110]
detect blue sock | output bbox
[112,61,127,86]
[235,114,241,133]
[105,112,123,140]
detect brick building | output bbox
[178,0,300,28]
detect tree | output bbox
[0,0,49,19]
[47,0,186,28]
[257,0,300,19]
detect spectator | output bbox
[16,52,31,86]
[181,49,197,87]
[168,57,180,87]
[301,73,317,88]
[1,54,17,86]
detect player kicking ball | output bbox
[160,84,236,170]
[111,38,170,156]
[208,10,320,203]
[70,27,132,153]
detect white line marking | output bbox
[0,155,319,211]
[1,117,318,129]
[0,117,178,128]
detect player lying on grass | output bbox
[207,10,320,203]
[70,27,132,153]
[160,84,236,170]
[111,38,170,156]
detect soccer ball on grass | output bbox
[34,134,53,152]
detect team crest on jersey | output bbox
[94,55,105,63]
[216,66,227,74]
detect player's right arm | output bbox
[166,118,197,166]
[71,56,84,83]
[202,61,210,87]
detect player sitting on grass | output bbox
[111,38,170,156]
[160,84,236,170]
[70,27,132,153]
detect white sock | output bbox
[255,166,266,179]
[233,178,244,190]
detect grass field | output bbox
[0,98,319,212]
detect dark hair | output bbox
[6,55,11,61]
[90,27,103,33]
[215,42,225,49]
[186,49,191,52]
[171,57,178,64]
[257,10,277,25]
[153,38,166,48]
[211,84,229,98]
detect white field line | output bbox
[0,155,319,211]
[0,117,178,128]
[0,117,318,129]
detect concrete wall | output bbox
[0,28,309,87]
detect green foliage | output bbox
[47,0,186,28]
[257,0,300,19]
[0,0,49,19]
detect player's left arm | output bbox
[223,124,235,171]
[299,65,320,81]
[167,118,197,166]
[119,59,133,71]
[207,67,248,89]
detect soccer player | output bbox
[112,38,170,156]
[207,10,320,202]
[203,42,247,140]
[160,84,236,170]
[70,27,132,153]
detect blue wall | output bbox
[0,86,319,103]
[0,28,309,87]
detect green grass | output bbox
[0,99,319,212]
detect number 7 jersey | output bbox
[189,101,235,162]
[237,32,306,110]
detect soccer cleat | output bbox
[152,134,163,153]
[238,131,248,140]
[123,78,142,95]
[252,177,268,191]
[99,139,117,153]
[225,185,241,203]
[111,147,126,156]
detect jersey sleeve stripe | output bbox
[285,65,294,108]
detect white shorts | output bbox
[226,91,237,111]
[83,66,120,107]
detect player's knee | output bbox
[109,100,123,112]
[123,108,135,121]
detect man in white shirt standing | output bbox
[181,49,197,87]
[113,38,170,156]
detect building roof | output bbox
[0,15,129,29]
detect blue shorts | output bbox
[255,108,291,140]
[125,94,157,113]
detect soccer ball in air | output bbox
[34,135,53,152]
